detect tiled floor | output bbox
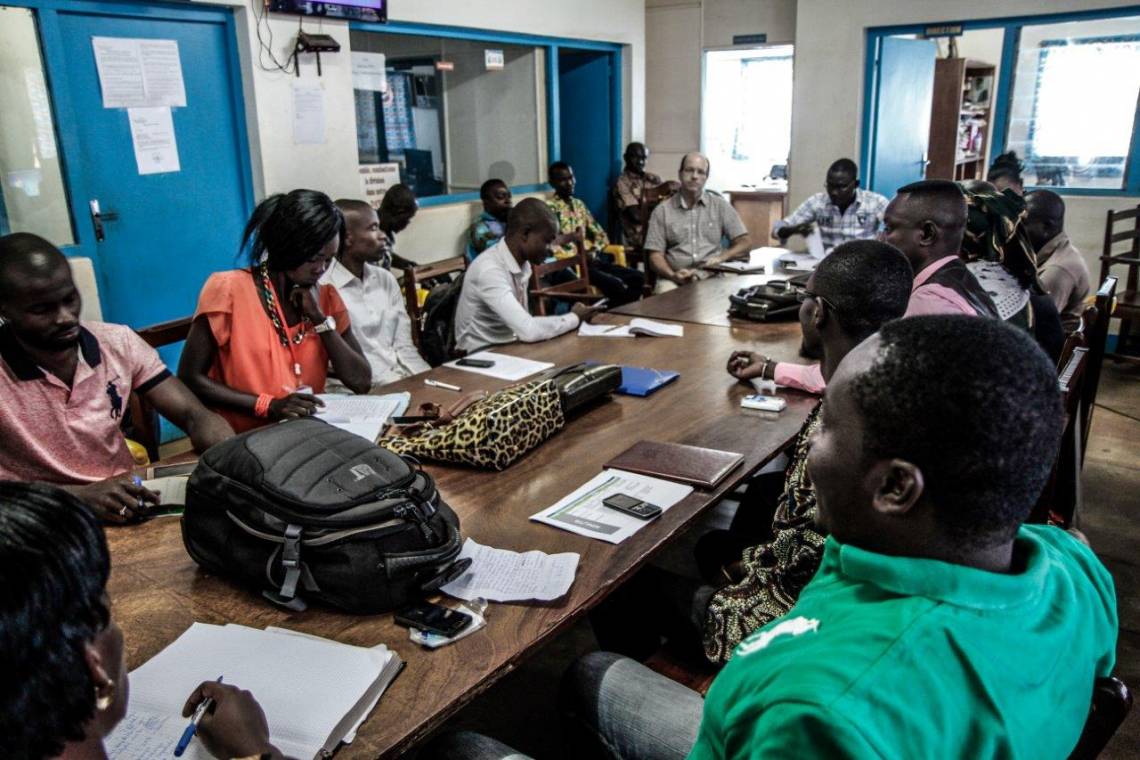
[426,362,1140,758]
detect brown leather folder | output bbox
[604,440,745,489]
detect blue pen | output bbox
[174,675,224,757]
[130,475,146,515]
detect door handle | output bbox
[89,199,119,242]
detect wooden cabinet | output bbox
[926,58,996,182]
[726,188,787,246]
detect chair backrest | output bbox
[1068,676,1133,760]
[128,316,193,461]
[529,240,593,316]
[1099,204,1140,291]
[1030,345,1090,527]
[1082,277,1117,460]
[402,257,466,347]
[1058,306,1091,370]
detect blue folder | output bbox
[617,366,680,397]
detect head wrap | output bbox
[961,187,1040,292]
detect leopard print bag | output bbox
[379,379,565,470]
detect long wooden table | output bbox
[611,273,789,331]
[107,314,811,758]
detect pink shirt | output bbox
[773,258,979,395]
[0,321,169,484]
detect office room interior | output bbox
[2,0,1140,758]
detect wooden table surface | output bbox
[610,273,791,331]
[107,314,811,758]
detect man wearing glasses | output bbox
[773,158,888,252]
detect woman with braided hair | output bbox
[179,189,371,433]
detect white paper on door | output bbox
[127,107,180,175]
[92,37,186,108]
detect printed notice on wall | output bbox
[292,82,326,144]
[92,37,186,108]
[484,49,504,70]
[351,52,387,92]
[359,163,401,207]
[128,107,180,175]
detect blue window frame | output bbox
[348,19,623,208]
[861,5,1140,197]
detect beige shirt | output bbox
[454,239,579,352]
[1037,232,1091,332]
[643,190,748,271]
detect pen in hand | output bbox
[175,675,224,757]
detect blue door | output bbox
[867,37,936,197]
[558,49,617,227]
[47,3,253,332]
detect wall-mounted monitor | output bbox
[269,0,387,24]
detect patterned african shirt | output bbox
[547,195,608,260]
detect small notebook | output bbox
[604,440,745,489]
[616,366,680,397]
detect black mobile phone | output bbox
[602,493,663,520]
[391,415,436,425]
[394,601,473,637]
[457,358,495,368]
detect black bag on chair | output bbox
[183,418,464,614]
[728,277,808,322]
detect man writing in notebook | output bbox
[321,199,430,390]
[455,199,602,353]
[0,233,233,522]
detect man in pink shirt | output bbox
[0,233,233,523]
[737,180,996,394]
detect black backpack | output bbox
[182,418,464,614]
[728,277,807,322]
[420,271,465,366]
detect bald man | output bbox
[1026,190,1090,331]
[455,199,601,352]
[0,233,233,522]
[644,152,750,292]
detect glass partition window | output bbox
[350,31,547,199]
[1005,16,1140,190]
[0,6,74,244]
[701,46,793,192]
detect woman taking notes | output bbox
[0,482,290,759]
[179,190,371,432]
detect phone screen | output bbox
[603,493,642,509]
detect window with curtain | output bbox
[1006,16,1140,190]
[701,46,793,192]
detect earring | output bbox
[94,679,116,711]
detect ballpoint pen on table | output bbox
[174,675,224,757]
[425,378,462,392]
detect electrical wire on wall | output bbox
[252,0,299,74]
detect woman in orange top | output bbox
[179,190,372,433]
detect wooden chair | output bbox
[1099,204,1140,361]
[528,240,602,316]
[401,256,466,348]
[1068,676,1133,759]
[128,316,194,462]
[1030,344,1090,528]
[1081,277,1117,461]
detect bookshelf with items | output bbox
[926,58,996,182]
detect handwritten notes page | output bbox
[440,538,579,602]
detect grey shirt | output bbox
[1037,232,1091,332]
[643,190,748,271]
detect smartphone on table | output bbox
[457,358,495,368]
[394,601,473,637]
[602,493,663,520]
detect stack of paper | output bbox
[715,247,779,273]
[530,469,693,544]
[578,318,684,338]
[443,351,555,381]
[314,392,409,442]
[105,622,402,760]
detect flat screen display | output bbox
[268,0,387,23]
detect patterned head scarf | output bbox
[960,187,1040,291]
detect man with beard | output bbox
[0,233,232,521]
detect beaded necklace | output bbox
[254,262,308,347]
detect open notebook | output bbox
[104,622,402,760]
[313,392,409,442]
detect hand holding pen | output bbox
[180,678,283,759]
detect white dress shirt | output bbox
[320,259,429,387]
[454,238,579,353]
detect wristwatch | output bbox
[313,316,336,334]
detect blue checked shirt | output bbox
[773,188,889,251]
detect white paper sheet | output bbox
[805,225,826,258]
[92,37,186,108]
[141,475,187,506]
[314,392,408,441]
[292,81,326,144]
[578,318,683,338]
[440,538,579,602]
[443,351,554,381]
[530,470,693,544]
[128,107,180,175]
[578,322,635,338]
[351,51,388,92]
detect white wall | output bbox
[789,0,1140,277]
[195,0,645,264]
